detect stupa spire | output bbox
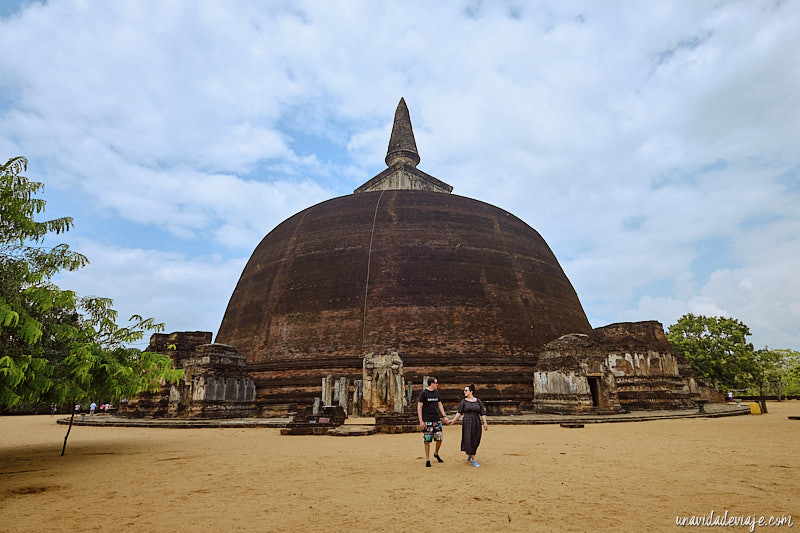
[353,98,452,194]
[385,97,420,167]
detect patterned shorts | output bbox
[422,421,443,443]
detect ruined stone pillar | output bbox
[337,377,349,414]
[352,380,363,416]
[313,397,321,416]
[393,375,404,413]
[322,375,333,406]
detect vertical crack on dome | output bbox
[362,190,386,348]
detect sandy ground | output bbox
[1,402,798,533]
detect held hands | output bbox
[420,419,454,428]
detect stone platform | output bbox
[487,402,750,425]
[57,403,749,430]
[327,425,377,436]
[56,415,289,428]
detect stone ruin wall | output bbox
[178,343,256,418]
[117,331,212,418]
[533,322,700,414]
[606,349,694,409]
[117,332,256,419]
[594,321,697,410]
[533,369,620,413]
[533,334,622,414]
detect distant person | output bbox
[417,377,452,468]
[50,404,57,417]
[728,391,734,403]
[450,384,488,467]
[89,401,97,415]
[74,403,80,414]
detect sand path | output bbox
[1,402,798,532]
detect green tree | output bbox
[751,348,800,398]
[749,348,784,398]
[786,363,800,396]
[666,313,755,392]
[0,156,182,414]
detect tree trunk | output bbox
[756,385,768,414]
[61,402,76,456]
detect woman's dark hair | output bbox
[467,384,476,393]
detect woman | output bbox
[450,384,488,467]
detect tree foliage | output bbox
[751,348,800,397]
[666,313,755,391]
[667,313,800,396]
[0,156,182,411]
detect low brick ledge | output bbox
[54,404,750,429]
[56,416,289,428]
[489,407,751,425]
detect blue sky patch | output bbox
[691,237,736,286]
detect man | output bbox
[417,377,452,468]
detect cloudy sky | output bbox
[1,1,798,350]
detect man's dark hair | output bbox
[427,377,438,386]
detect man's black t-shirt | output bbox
[418,389,442,422]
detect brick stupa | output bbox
[216,98,592,413]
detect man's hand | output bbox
[419,421,426,430]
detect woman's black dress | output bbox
[458,398,485,455]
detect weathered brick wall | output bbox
[181,343,257,418]
[534,333,622,414]
[117,331,211,418]
[533,323,700,413]
[595,322,695,410]
[118,334,257,419]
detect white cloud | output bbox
[55,240,247,345]
[2,1,799,350]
